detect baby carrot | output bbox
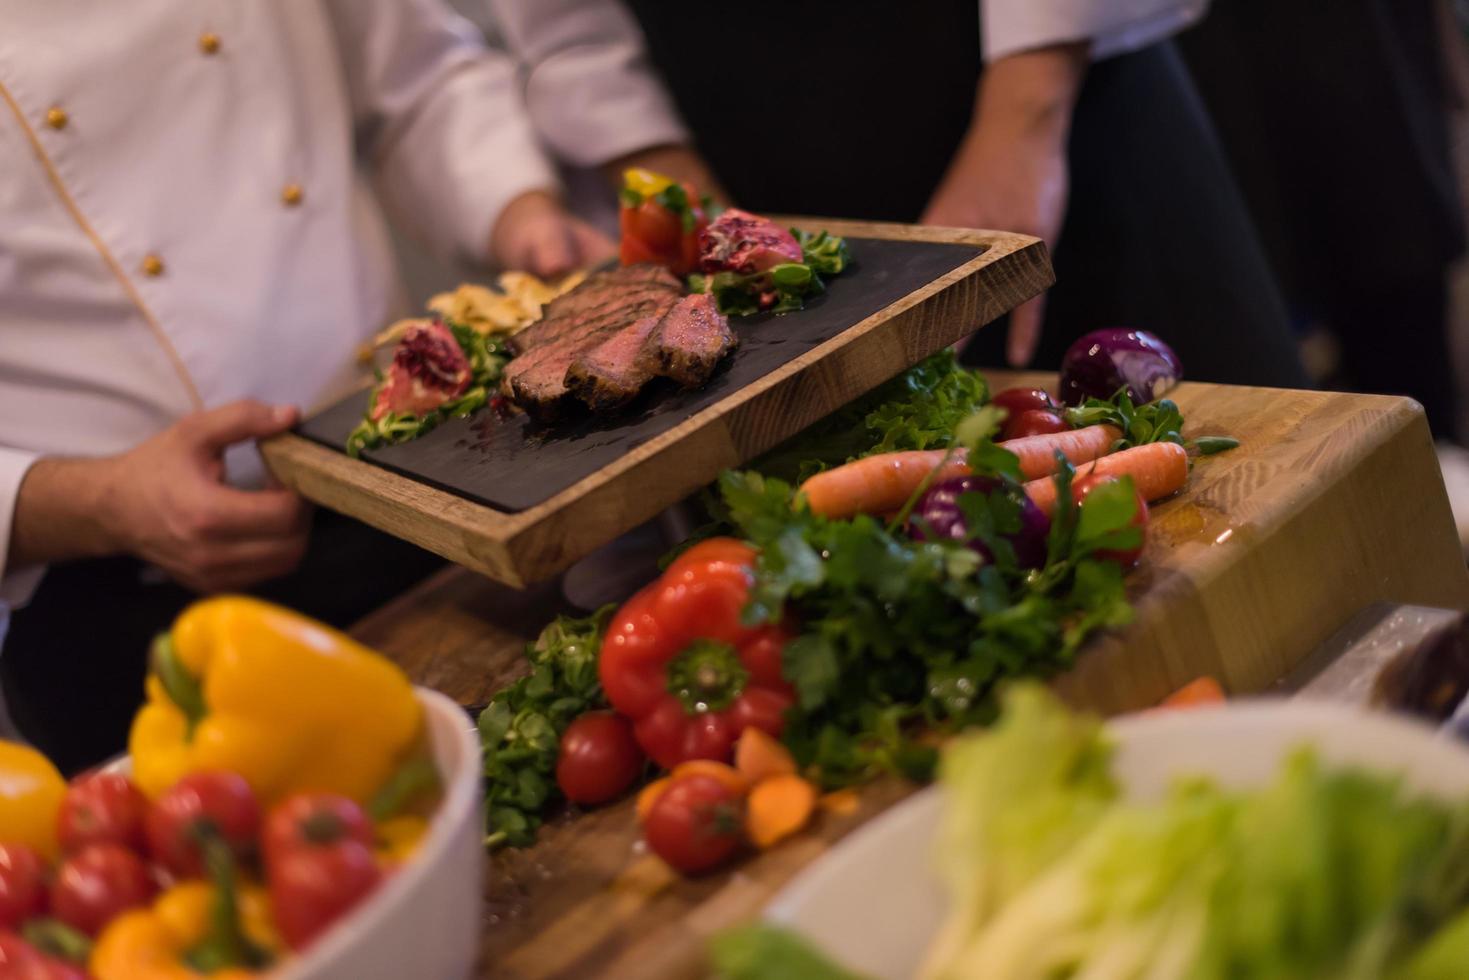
[999,424,1122,481]
[1025,441,1189,516]
[1159,676,1227,709]
[798,450,970,520]
[745,774,818,849]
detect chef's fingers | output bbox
[195,483,312,541]
[173,532,310,594]
[1006,296,1046,367]
[524,223,581,279]
[570,220,616,266]
[181,400,299,454]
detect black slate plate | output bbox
[299,237,983,512]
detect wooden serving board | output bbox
[344,373,1469,979]
[261,221,1051,588]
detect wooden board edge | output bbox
[260,434,532,587]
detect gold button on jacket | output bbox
[141,254,165,277]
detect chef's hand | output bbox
[921,44,1088,367]
[490,189,615,279]
[11,401,312,594]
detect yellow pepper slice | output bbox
[622,167,675,199]
[129,597,422,805]
[90,880,278,980]
[0,740,65,858]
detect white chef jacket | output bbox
[0,1,559,609]
[485,0,1212,165]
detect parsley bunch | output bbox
[477,606,614,848]
[752,351,989,484]
[716,414,1139,787]
[345,322,509,458]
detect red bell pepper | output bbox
[599,538,795,770]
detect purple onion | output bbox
[909,475,1051,569]
[1059,329,1183,406]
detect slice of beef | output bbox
[647,294,736,388]
[564,314,662,412]
[513,283,682,355]
[511,264,682,355]
[504,291,681,418]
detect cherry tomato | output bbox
[0,845,47,930]
[1002,409,1070,441]
[991,386,1058,417]
[267,841,381,951]
[619,182,706,275]
[49,844,154,937]
[1073,472,1150,567]
[622,198,683,251]
[56,772,147,855]
[556,712,645,806]
[0,931,89,980]
[642,774,744,875]
[262,794,374,865]
[144,771,260,878]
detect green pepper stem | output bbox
[666,640,750,714]
[185,832,272,972]
[151,633,207,739]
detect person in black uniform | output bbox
[1182,0,1468,439]
[490,0,1310,390]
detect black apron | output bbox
[2,513,445,774]
[623,1,1308,390]
[1182,0,1466,437]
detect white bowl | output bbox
[112,688,483,980]
[765,700,1469,980]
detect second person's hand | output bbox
[490,189,616,279]
[921,43,1087,367]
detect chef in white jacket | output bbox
[0,1,616,766]
[486,0,1305,391]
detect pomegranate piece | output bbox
[698,209,803,275]
[372,319,472,420]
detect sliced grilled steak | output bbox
[511,264,681,355]
[503,291,680,418]
[648,294,736,388]
[564,314,662,412]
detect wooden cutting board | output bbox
[261,221,1051,588]
[345,372,1469,979]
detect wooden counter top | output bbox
[342,373,1469,979]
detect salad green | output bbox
[477,606,615,847]
[714,687,1469,979]
[925,686,1469,979]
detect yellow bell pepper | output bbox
[374,814,429,866]
[0,739,65,858]
[622,166,675,198]
[90,880,279,980]
[128,597,422,804]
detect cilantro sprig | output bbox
[1066,389,1239,456]
[345,322,508,458]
